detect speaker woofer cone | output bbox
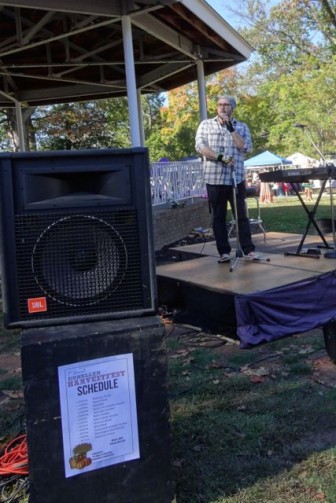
[32,215,128,306]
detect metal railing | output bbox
[150,160,207,206]
[150,162,312,206]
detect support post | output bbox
[122,15,141,147]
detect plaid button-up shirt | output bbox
[195,116,253,185]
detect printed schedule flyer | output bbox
[58,353,139,478]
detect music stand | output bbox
[295,124,336,258]
[229,166,270,272]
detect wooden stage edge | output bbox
[156,232,336,345]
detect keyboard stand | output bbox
[284,180,333,259]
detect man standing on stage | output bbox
[195,95,256,263]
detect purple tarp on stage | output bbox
[235,270,336,348]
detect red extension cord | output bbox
[0,435,28,476]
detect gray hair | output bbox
[217,95,236,109]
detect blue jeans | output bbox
[206,182,255,256]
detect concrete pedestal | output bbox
[21,316,174,503]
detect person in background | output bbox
[277,182,285,196]
[283,182,290,196]
[195,95,257,263]
[302,181,314,201]
[259,182,273,203]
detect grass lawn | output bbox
[168,326,336,503]
[246,192,333,234]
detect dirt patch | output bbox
[311,355,336,387]
[0,331,24,444]
[0,352,21,382]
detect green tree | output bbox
[230,0,336,158]
[146,68,254,161]
[258,57,336,158]
[32,94,165,152]
[32,100,130,151]
[234,0,335,72]
[0,107,34,152]
[0,110,12,151]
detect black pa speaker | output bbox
[0,148,157,328]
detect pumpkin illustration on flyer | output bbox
[58,353,139,478]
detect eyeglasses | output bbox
[217,103,231,107]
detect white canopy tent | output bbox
[286,152,318,169]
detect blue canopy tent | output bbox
[244,150,294,201]
[244,150,293,169]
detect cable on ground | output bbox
[0,435,28,476]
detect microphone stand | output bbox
[229,166,270,272]
[229,166,244,272]
[295,124,336,258]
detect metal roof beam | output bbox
[0,0,174,16]
[138,60,193,89]
[132,12,196,60]
[15,82,126,103]
[0,69,126,89]
[0,17,120,58]
[21,10,55,44]
[0,0,122,16]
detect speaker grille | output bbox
[32,214,127,305]
[15,209,150,322]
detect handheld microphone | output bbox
[219,113,235,132]
[225,119,235,133]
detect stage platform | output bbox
[156,232,336,348]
